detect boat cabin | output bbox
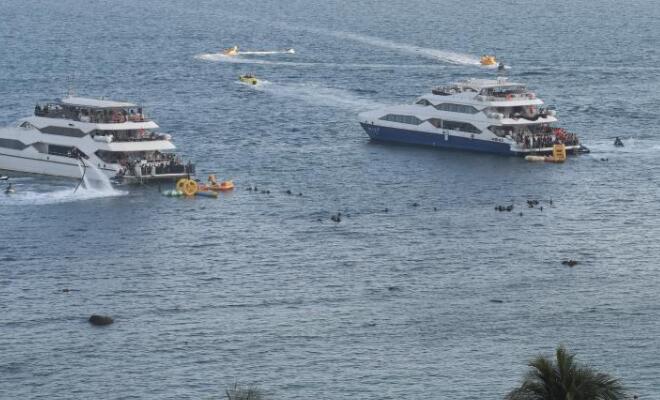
[34,96,148,124]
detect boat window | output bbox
[427,118,443,128]
[379,114,423,125]
[434,103,479,114]
[19,121,34,129]
[40,126,87,138]
[488,126,512,137]
[428,118,481,134]
[443,120,481,134]
[47,145,88,159]
[0,138,29,150]
[416,99,432,106]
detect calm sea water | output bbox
[1,0,659,398]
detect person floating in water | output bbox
[5,183,15,194]
[614,137,624,147]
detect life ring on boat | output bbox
[506,94,513,101]
[182,180,198,197]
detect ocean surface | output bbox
[1,0,659,398]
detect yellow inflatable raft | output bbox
[480,55,497,66]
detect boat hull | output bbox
[360,123,515,155]
[0,151,189,183]
[0,150,113,179]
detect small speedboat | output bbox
[285,48,295,54]
[239,74,259,85]
[480,55,497,66]
[223,46,239,56]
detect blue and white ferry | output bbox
[358,78,587,156]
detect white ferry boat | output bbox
[358,78,588,156]
[0,96,194,182]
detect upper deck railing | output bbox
[34,103,150,124]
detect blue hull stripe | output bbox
[360,123,515,156]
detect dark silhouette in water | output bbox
[562,260,579,267]
[614,137,624,147]
[89,314,114,326]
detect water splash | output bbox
[1,162,126,205]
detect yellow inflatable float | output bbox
[524,144,567,163]
[198,175,235,192]
[223,46,239,56]
[480,55,497,66]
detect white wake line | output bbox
[240,50,294,55]
[195,53,449,70]
[241,80,390,111]
[284,26,483,66]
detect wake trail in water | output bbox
[195,53,447,70]
[242,80,389,111]
[308,29,482,66]
[240,49,295,56]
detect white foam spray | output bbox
[1,162,126,206]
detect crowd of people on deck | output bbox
[115,152,194,179]
[34,104,146,124]
[511,127,580,149]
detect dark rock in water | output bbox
[89,314,114,326]
[561,260,579,267]
[489,299,504,303]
